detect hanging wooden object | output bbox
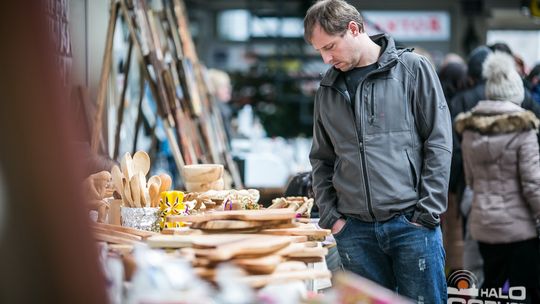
[91,0,119,154]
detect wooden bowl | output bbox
[182,164,224,183]
[185,178,225,192]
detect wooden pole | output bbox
[91,0,119,153]
[119,0,186,172]
[113,37,133,159]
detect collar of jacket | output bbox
[319,33,406,89]
[454,100,540,135]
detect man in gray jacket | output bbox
[304,0,452,302]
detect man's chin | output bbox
[336,65,351,72]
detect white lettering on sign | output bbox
[363,11,450,41]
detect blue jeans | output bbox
[334,214,447,303]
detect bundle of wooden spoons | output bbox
[110,151,172,208]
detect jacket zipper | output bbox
[334,90,365,216]
[369,83,375,124]
[357,62,396,220]
[329,59,398,221]
[357,82,376,219]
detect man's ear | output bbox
[348,21,361,35]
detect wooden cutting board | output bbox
[232,255,282,275]
[192,235,292,261]
[161,227,202,235]
[190,219,293,231]
[93,225,143,241]
[146,233,307,249]
[273,242,328,259]
[167,209,296,223]
[237,269,332,289]
[94,232,143,245]
[147,234,252,248]
[94,222,158,239]
[260,227,330,237]
[285,246,328,258]
[107,244,134,255]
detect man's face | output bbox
[310,23,358,71]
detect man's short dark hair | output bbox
[303,0,364,43]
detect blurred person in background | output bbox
[526,64,540,105]
[437,55,468,273]
[449,44,540,285]
[448,45,492,285]
[208,68,234,146]
[438,55,468,103]
[455,52,540,303]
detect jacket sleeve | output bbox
[411,56,453,228]
[309,90,341,229]
[518,130,540,220]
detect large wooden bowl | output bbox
[185,178,225,192]
[182,164,224,183]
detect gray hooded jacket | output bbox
[310,34,452,229]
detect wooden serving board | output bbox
[285,246,328,258]
[273,242,328,259]
[232,255,282,275]
[238,269,332,289]
[107,244,134,255]
[147,234,252,248]
[192,235,292,261]
[94,232,143,245]
[190,219,293,231]
[287,256,324,263]
[146,233,307,250]
[93,225,143,241]
[161,227,202,235]
[166,209,296,223]
[94,222,158,239]
[260,228,330,237]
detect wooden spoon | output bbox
[147,175,161,207]
[121,152,134,179]
[111,165,125,199]
[122,177,134,207]
[133,151,151,176]
[138,172,149,207]
[148,175,162,189]
[148,183,160,207]
[130,174,141,208]
[159,173,172,193]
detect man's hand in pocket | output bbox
[332,218,347,234]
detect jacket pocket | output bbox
[405,149,418,192]
[365,146,418,203]
[365,78,409,135]
[368,83,376,125]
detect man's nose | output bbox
[321,52,332,64]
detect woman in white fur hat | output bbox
[455,51,540,302]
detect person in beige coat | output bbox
[455,51,540,302]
